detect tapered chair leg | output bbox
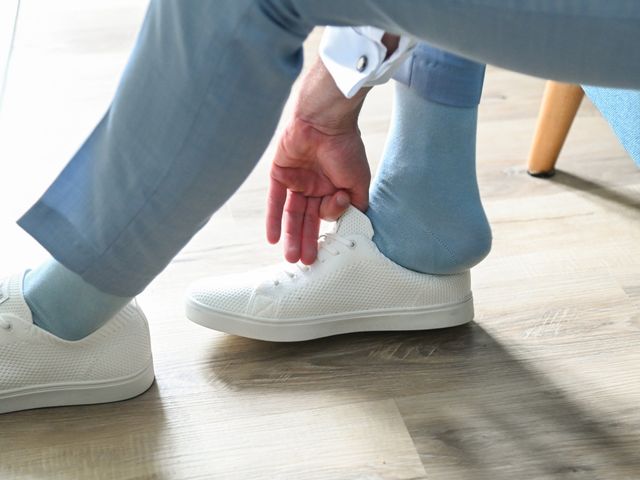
[527,81,584,178]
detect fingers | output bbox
[271,185,355,264]
[266,177,287,244]
[300,197,321,265]
[319,191,351,221]
[282,192,323,265]
[283,191,307,263]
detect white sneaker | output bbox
[185,206,473,342]
[0,272,155,414]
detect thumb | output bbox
[319,191,351,221]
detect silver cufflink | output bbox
[356,55,368,72]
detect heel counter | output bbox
[84,302,153,380]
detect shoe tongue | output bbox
[0,272,33,324]
[331,206,374,239]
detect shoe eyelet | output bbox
[349,241,356,248]
[2,322,12,331]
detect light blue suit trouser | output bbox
[393,43,485,108]
[18,0,640,296]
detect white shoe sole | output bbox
[185,295,474,342]
[0,361,155,414]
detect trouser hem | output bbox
[393,43,486,108]
[17,202,146,296]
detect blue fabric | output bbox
[370,45,489,275]
[582,86,640,168]
[17,0,640,296]
[24,260,130,340]
[393,43,486,108]
[367,80,491,274]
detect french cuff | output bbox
[319,26,417,98]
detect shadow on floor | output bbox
[551,170,640,217]
[204,322,639,480]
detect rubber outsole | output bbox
[0,361,155,414]
[185,295,474,342]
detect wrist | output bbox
[381,33,400,59]
[293,59,370,135]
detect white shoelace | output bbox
[273,233,356,286]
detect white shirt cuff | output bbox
[319,26,416,98]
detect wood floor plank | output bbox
[1,398,427,480]
[0,1,639,479]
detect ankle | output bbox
[23,260,131,341]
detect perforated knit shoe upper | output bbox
[0,272,32,324]
[0,272,152,392]
[187,207,471,321]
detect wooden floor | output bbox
[1,2,639,479]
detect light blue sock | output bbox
[23,259,131,340]
[367,82,492,274]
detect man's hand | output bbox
[267,59,371,265]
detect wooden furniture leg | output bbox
[527,81,584,178]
